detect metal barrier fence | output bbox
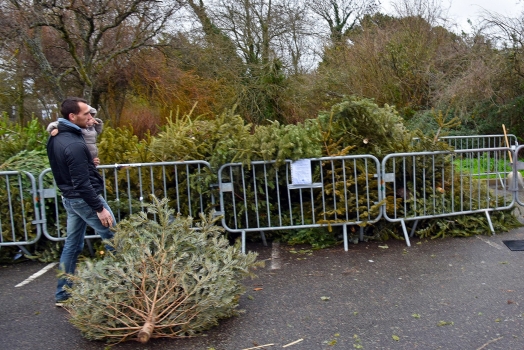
[217,156,382,252]
[414,135,519,188]
[1,147,522,253]
[413,134,518,150]
[0,171,42,255]
[38,161,214,242]
[382,147,515,246]
[439,134,518,150]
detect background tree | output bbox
[308,0,380,45]
[313,1,465,118]
[180,0,316,124]
[0,0,182,120]
[472,10,524,135]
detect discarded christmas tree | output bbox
[65,196,261,344]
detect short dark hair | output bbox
[60,97,88,120]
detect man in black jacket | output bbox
[47,97,116,306]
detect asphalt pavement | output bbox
[2,226,524,350]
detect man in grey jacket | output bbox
[46,97,115,306]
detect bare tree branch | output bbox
[0,0,182,104]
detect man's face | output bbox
[69,102,93,128]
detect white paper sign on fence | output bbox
[291,159,312,185]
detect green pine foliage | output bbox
[198,110,253,168]
[282,227,339,249]
[250,120,322,165]
[66,197,262,344]
[148,108,322,169]
[318,96,413,157]
[0,114,48,164]
[416,210,522,239]
[146,109,254,167]
[148,112,218,162]
[97,125,153,164]
[317,96,455,157]
[0,149,50,173]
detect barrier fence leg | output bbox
[400,220,411,247]
[410,220,419,237]
[17,245,32,257]
[85,238,95,257]
[484,210,495,235]
[343,224,348,252]
[260,232,267,247]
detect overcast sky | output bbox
[381,0,523,33]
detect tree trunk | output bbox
[137,316,155,343]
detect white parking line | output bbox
[15,262,58,287]
[476,235,503,250]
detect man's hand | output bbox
[51,129,58,136]
[97,208,113,227]
[93,157,100,166]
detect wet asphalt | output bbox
[2,226,524,350]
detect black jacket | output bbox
[46,121,105,212]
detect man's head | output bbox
[60,97,92,128]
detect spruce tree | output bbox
[65,196,262,344]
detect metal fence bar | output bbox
[263,164,270,228]
[512,145,524,206]
[0,171,41,247]
[185,164,192,218]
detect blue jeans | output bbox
[55,195,115,302]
